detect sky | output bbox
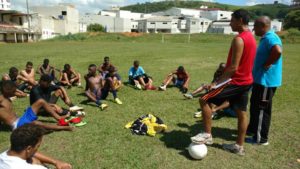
[11,0,292,14]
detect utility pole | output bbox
[26,0,31,41]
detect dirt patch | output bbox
[122,32,144,37]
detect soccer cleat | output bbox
[114,98,123,105]
[183,93,193,99]
[194,111,202,118]
[222,143,245,156]
[191,132,213,145]
[159,85,166,91]
[69,105,84,112]
[99,103,108,110]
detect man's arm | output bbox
[31,121,73,131]
[58,86,72,105]
[2,74,10,81]
[34,152,72,169]
[264,45,282,70]
[36,65,42,74]
[19,71,30,82]
[209,37,244,89]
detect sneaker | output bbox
[69,105,84,112]
[99,103,108,110]
[183,93,193,99]
[245,137,269,146]
[159,85,166,91]
[194,111,202,118]
[114,98,123,105]
[211,112,219,120]
[223,143,245,156]
[191,132,213,145]
[135,84,142,90]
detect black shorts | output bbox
[129,75,150,85]
[201,84,252,111]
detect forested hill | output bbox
[120,1,290,19]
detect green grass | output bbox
[0,34,299,169]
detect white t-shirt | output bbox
[0,151,47,169]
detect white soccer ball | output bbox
[188,143,208,160]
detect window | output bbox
[205,22,208,25]
[163,22,168,24]
[62,11,67,15]
[19,17,23,25]
[220,14,223,17]
[150,22,155,24]
[200,22,203,25]
[192,21,196,25]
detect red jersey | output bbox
[175,71,189,81]
[225,30,256,85]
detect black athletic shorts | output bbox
[201,84,252,111]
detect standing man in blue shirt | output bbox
[247,16,283,145]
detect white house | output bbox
[163,7,201,17]
[0,0,11,10]
[31,3,79,38]
[200,9,232,21]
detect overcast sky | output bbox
[11,0,292,14]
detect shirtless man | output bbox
[0,80,73,131]
[2,67,28,98]
[37,59,56,80]
[19,61,38,89]
[60,64,81,87]
[85,64,108,110]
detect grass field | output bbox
[0,33,299,169]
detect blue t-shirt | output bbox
[253,30,282,87]
[128,66,145,78]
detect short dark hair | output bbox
[40,74,52,83]
[104,56,109,61]
[43,59,49,64]
[64,64,71,71]
[26,61,33,67]
[232,9,250,25]
[177,66,185,72]
[9,67,18,75]
[1,80,17,93]
[10,124,46,152]
[88,64,96,68]
[133,60,139,66]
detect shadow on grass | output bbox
[79,100,98,107]
[160,122,237,159]
[0,123,12,132]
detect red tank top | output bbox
[225,30,256,85]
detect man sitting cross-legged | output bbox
[37,58,56,81]
[85,64,108,110]
[2,67,28,98]
[59,64,81,88]
[103,66,123,105]
[18,61,38,91]
[0,124,72,169]
[30,75,83,116]
[0,80,73,131]
[159,66,190,93]
[128,60,156,90]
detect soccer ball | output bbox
[188,143,207,160]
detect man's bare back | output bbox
[0,95,18,128]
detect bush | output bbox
[87,24,105,32]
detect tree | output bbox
[284,9,300,30]
[87,24,105,32]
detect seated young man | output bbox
[128,60,156,90]
[183,62,226,99]
[85,64,108,110]
[159,66,190,93]
[2,67,28,98]
[103,66,122,104]
[37,59,56,81]
[98,56,122,89]
[60,64,81,87]
[0,81,73,131]
[0,124,72,169]
[30,75,82,115]
[19,61,38,90]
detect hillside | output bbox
[120,1,290,19]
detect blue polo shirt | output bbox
[253,30,282,87]
[128,66,145,78]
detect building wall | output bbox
[0,0,11,10]
[164,8,200,17]
[200,10,232,21]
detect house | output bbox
[0,10,40,42]
[0,0,11,10]
[31,3,79,38]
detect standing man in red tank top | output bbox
[190,9,257,156]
